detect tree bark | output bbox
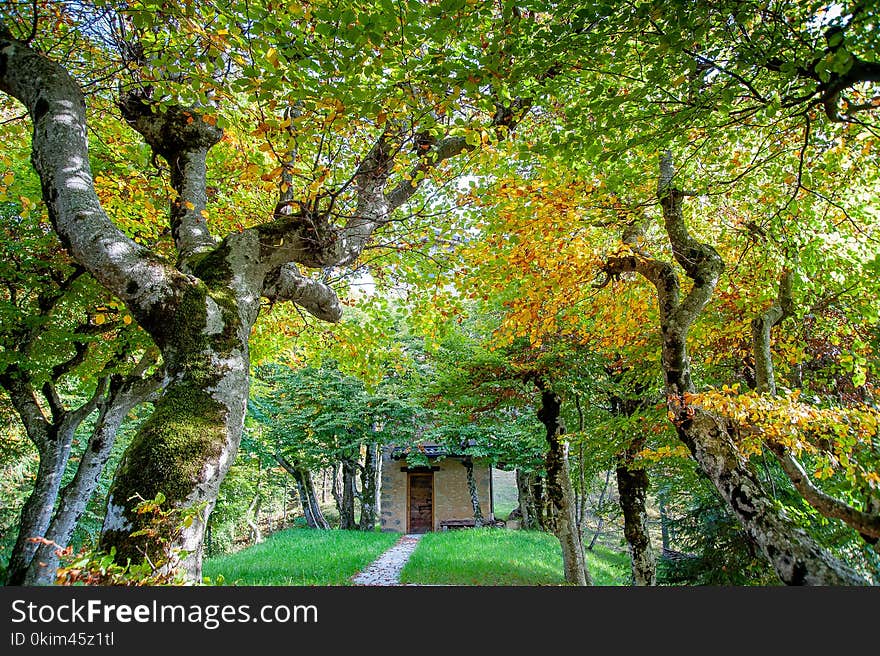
[615,438,657,586]
[24,369,161,585]
[246,493,263,544]
[609,392,657,586]
[600,152,866,585]
[339,454,358,530]
[358,442,380,531]
[514,469,540,530]
[463,458,485,528]
[533,379,591,586]
[587,470,612,551]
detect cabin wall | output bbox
[379,447,493,532]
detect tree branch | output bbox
[262,263,342,323]
[119,93,223,266]
[0,28,181,320]
[766,442,880,541]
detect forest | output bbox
[0,0,878,587]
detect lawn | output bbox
[203,528,398,585]
[399,528,629,586]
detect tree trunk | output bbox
[246,493,263,544]
[609,393,657,586]
[515,469,540,530]
[534,380,591,586]
[276,454,330,529]
[338,456,358,530]
[359,443,380,531]
[532,475,547,530]
[463,458,485,528]
[587,470,612,551]
[25,372,159,585]
[616,438,657,586]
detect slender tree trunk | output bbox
[463,458,485,527]
[658,489,671,552]
[25,371,159,585]
[587,470,612,551]
[359,443,380,531]
[246,493,263,544]
[276,454,329,529]
[533,379,591,586]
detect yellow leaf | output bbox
[95,314,106,325]
[2,173,13,185]
[200,209,209,218]
[184,201,195,210]
[123,315,132,325]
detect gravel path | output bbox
[351,534,423,586]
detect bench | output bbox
[439,518,505,530]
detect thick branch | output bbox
[0,367,51,448]
[0,29,179,318]
[385,99,531,211]
[262,263,342,322]
[657,152,725,331]
[119,93,222,265]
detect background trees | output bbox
[0,0,877,585]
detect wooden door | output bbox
[408,472,433,533]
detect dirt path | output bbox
[351,534,423,586]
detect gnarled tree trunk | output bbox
[0,23,527,582]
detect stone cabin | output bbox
[379,443,494,533]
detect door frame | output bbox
[406,471,434,533]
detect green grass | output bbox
[399,528,630,586]
[203,528,398,586]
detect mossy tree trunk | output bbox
[0,24,528,582]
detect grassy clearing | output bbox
[203,528,398,586]
[399,528,629,586]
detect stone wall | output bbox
[379,446,493,532]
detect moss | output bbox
[102,384,228,562]
[189,244,233,288]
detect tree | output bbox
[0,167,161,584]
[0,2,531,579]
